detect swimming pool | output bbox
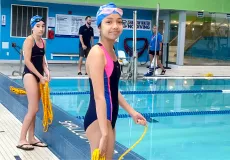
[14,78,230,92]
[115,115,230,160]
[13,78,230,159]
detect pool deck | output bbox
[0,103,58,160]
[1,63,230,78]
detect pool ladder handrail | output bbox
[12,44,23,76]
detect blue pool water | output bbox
[14,78,230,92]
[13,78,230,159]
[115,115,230,160]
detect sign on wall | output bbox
[55,14,151,37]
[2,15,6,26]
[48,17,56,28]
[122,19,151,31]
[227,14,230,19]
[55,14,99,37]
[197,12,204,18]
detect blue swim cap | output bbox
[96,2,123,27]
[30,15,44,28]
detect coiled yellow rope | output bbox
[92,149,106,160]
[39,82,53,132]
[10,82,53,132]
[92,125,148,160]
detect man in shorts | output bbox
[145,25,166,76]
[78,16,94,75]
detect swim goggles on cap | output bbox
[34,17,45,23]
[98,7,123,16]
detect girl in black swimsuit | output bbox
[17,15,50,151]
[84,3,147,158]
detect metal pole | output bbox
[12,47,23,76]
[153,3,160,76]
[132,11,135,81]
[19,49,23,75]
[133,10,137,81]
[165,42,171,69]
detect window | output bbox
[11,4,48,38]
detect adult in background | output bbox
[78,16,94,75]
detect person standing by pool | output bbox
[17,15,50,151]
[78,16,94,75]
[83,2,147,158]
[145,25,166,76]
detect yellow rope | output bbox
[92,125,148,160]
[10,82,53,132]
[39,82,53,132]
[92,149,106,160]
[9,86,26,94]
[204,72,213,77]
[118,125,148,159]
